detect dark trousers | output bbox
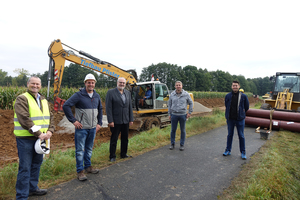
[226,119,246,153]
[109,123,129,159]
[16,138,43,200]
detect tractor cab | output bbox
[273,73,300,95]
[262,72,300,111]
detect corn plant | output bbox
[0,87,109,110]
[0,86,27,110]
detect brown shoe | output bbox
[77,170,87,181]
[85,166,99,174]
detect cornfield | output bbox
[0,86,252,110]
[0,86,26,110]
[0,86,109,110]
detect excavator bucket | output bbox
[53,96,66,112]
[129,119,143,131]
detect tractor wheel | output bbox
[144,117,160,130]
[260,103,272,110]
[142,117,150,130]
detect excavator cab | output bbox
[131,81,169,111]
[130,81,170,131]
[261,72,300,112]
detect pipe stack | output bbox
[245,109,300,132]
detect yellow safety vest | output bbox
[14,92,50,136]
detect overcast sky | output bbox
[1,0,299,80]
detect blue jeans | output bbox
[75,128,96,173]
[226,119,246,153]
[16,138,43,200]
[170,114,187,146]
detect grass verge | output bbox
[2,106,299,200]
[0,109,226,199]
[219,130,300,199]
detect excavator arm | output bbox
[47,39,137,111]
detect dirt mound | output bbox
[0,97,260,166]
[0,102,113,167]
[0,110,16,164]
[195,97,260,108]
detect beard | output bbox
[117,85,125,90]
[86,86,94,92]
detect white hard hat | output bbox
[35,139,50,154]
[84,73,97,83]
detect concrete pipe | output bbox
[246,109,300,123]
[245,116,280,130]
[245,116,300,132]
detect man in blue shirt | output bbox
[139,86,152,107]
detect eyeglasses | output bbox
[118,82,126,84]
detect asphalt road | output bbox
[30,125,270,200]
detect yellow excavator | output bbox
[47,39,193,130]
[260,72,300,112]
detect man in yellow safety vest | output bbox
[14,76,55,199]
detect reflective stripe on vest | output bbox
[14,92,50,136]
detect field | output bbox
[0,97,259,167]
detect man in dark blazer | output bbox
[106,77,134,162]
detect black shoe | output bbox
[110,158,116,162]
[29,188,47,196]
[179,145,184,151]
[121,155,132,159]
[169,144,175,150]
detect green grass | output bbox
[1,107,300,199]
[219,130,300,199]
[253,101,262,109]
[0,112,226,199]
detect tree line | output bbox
[0,62,275,96]
[139,63,275,95]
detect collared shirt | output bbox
[36,93,41,109]
[119,90,126,104]
[176,90,182,97]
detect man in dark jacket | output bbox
[63,73,103,181]
[106,77,133,162]
[223,80,249,159]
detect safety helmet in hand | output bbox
[35,139,50,154]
